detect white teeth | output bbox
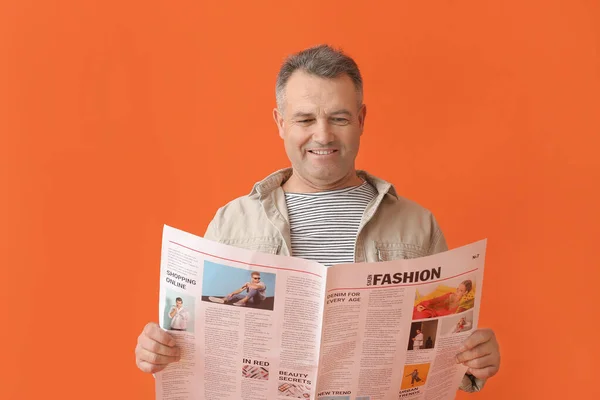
[311,150,334,155]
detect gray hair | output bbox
[275,44,363,112]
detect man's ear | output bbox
[358,104,367,133]
[273,108,285,139]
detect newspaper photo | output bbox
[155,225,487,400]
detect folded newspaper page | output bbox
[156,225,487,400]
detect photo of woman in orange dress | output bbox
[412,280,473,319]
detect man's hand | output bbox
[456,328,500,380]
[135,322,181,374]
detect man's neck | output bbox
[282,170,364,193]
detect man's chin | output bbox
[306,166,346,182]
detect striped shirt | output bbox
[284,181,378,266]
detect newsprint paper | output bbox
[155,225,487,400]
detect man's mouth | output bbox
[308,149,337,155]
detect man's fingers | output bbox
[135,322,181,374]
[456,328,501,382]
[136,359,169,374]
[466,365,499,380]
[138,333,181,358]
[461,354,495,370]
[143,322,176,346]
[459,328,494,351]
[136,345,179,366]
[456,343,491,364]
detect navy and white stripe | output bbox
[285,182,377,266]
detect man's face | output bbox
[252,274,261,283]
[273,70,366,187]
[176,300,183,308]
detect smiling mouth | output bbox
[308,149,337,155]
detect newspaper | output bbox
[155,225,487,400]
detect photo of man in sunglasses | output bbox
[220,271,267,307]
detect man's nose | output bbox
[311,119,335,145]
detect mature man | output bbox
[135,44,500,393]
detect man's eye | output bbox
[298,119,314,123]
[333,118,349,124]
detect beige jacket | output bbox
[204,167,484,392]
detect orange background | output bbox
[1,0,598,399]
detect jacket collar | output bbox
[249,167,399,199]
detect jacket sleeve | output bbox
[427,215,448,255]
[459,374,486,392]
[203,209,222,241]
